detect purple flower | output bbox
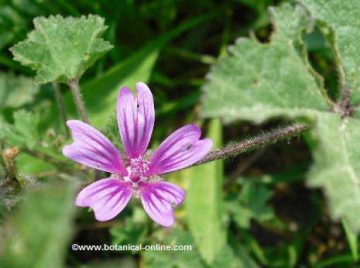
[63,82,212,227]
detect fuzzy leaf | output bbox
[0,110,39,149]
[0,182,77,268]
[0,73,39,110]
[10,15,113,84]
[201,4,328,124]
[300,0,360,103]
[310,114,360,230]
[201,2,360,232]
[37,14,215,129]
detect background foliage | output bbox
[1,0,360,267]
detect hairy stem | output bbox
[53,83,68,134]
[68,78,90,123]
[193,123,309,167]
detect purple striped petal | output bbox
[63,120,127,175]
[117,82,155,158]
[139,181,185,227]
[147,124,212,175]
[76,178,132,221]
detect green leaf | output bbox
[0,73,39,110]
[300,0,360,103]
[309,114,360,231]
[239,180,273,214]
[212,245,259,268]
[0,182,77,268]
[39,13,215,129]
[200,2,360,232]
[1,110,39,149]
[342,219,359,262]
[110,215,147,245]
[10,15,113,84]
[201,4,328,124]
[228,180,274,229]
[186,119,226,264]
[231,205,254,229]
[1,110,65,176]
[37,44,158,129]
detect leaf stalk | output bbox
[68,78,90,123]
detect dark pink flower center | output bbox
[127,157,150,183]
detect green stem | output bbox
[68,78,90,123]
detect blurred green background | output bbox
[0,0,356,267]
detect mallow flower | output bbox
[63,82,212,227]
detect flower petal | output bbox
[76,178,132,221]
[117,82,155,158]
[63,120,127,175]
[139,181,185,227]
[147,124,212,175]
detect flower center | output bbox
[126,156,150,183]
